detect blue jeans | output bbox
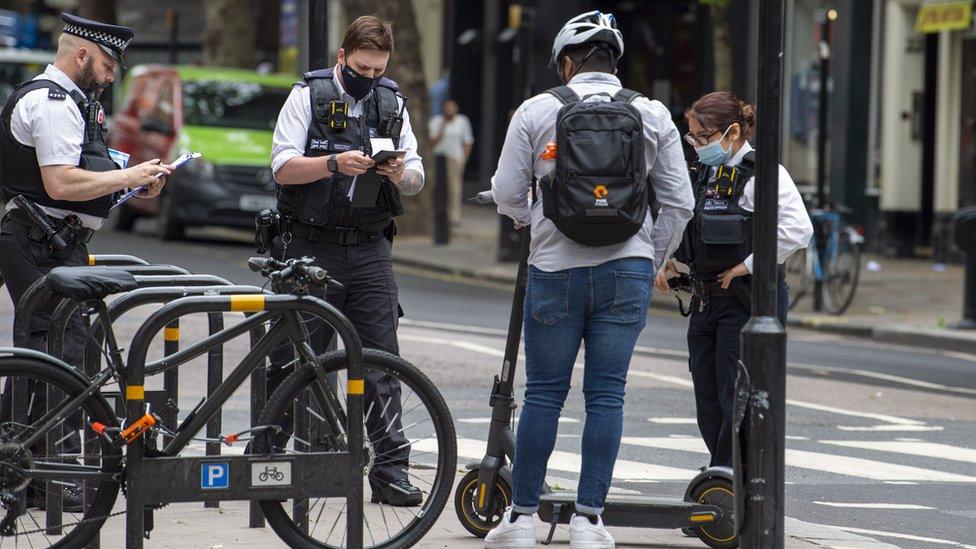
[512,257,654,516]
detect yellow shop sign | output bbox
[915,1,973,34]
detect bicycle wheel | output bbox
[785,245,811,311]
[255,349,457,549]
[0,356,122,548]
[822,230,861,315]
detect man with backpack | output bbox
[486,11,694,549]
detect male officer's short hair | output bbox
[341,15,394,54]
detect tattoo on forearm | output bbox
[397,170,424,196]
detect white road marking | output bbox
[789,362,976,396]
[786,435,810,440]
[458,417,580,424]
[813,501,936,510]
[834,526,976,548]
[836,425,944,432]
[418,437,696,481]
[620,437,976,482]
[402,331,937,432]
[647,417,698,424]
[884,481,918,485]
[820,440,976,464]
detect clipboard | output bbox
[112,152,202,210]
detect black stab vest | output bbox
[275,69,405,232]
[676,151,756,278]
[0,79,119,218]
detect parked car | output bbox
[109,65,294,239]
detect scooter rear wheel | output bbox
[454,469,511,538]
[689,476,738,548]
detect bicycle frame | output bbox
[7,292,367,548]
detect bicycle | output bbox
[785,204,864,315]
[0,256,456,548]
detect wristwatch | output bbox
[327,154,338,174]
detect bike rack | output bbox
[122,294,364,549]
[42,273,274,538]
[33,264,213,536]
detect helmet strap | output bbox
[558,44,615,85]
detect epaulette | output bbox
[302,69,334,81]
[376,77,399,92]
[48,87,67,101]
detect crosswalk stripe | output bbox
[416,438,696,481]
[619,437,976,482]
[813,502,936,510]
[820,440,976,464]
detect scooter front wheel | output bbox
[689,477,738,548]
[454,469,512,538]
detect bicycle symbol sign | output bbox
[251,461,292,487]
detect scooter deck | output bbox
[538,491,722,529]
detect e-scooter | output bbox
[452,191,737,548]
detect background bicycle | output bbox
[785,199,865,315]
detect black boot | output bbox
[369,478,422,507]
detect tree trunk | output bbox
[77,0,117,24]
[203,0,257,69]
[710,0,734,91]
[338,0,432,235]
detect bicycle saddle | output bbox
[45,267,138,301]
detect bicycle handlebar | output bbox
[468,190,495,205]
[248,256,342,291]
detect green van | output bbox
[109,65,294,239]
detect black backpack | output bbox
[538,86,648,246]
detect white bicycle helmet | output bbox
[549,10,624,69]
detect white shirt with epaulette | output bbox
[7,64,104,228]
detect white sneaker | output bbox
[485,508,536,548]
[569,513,615,549]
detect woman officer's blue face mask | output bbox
[694,125,734,166]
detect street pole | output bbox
[309,0,329,71]
[166,9,179,65]
[496,3,534,263]
[814,8,835,312]
[734,0,787,547]
[479,0,502,259]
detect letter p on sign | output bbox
[201,462,229,489]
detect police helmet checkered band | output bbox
[549,10,624,68]
[60,13,134,68]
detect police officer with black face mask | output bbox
[656,91,813,469]
[0,14,172,510]
[269,15,424,506]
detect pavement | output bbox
[392,204,976,354]
[0,220,974,547]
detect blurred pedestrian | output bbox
[429,99,473,225]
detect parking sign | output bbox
[201,462,229,489]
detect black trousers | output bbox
[269,235,409,485]
[687,280,789,467]
[0,217,89,453]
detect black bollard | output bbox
[953,207,976,329]
[434,154,450,244]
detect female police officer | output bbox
[655,91,812,468]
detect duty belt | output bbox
[286,220,381,246]
[6,208,95,244]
